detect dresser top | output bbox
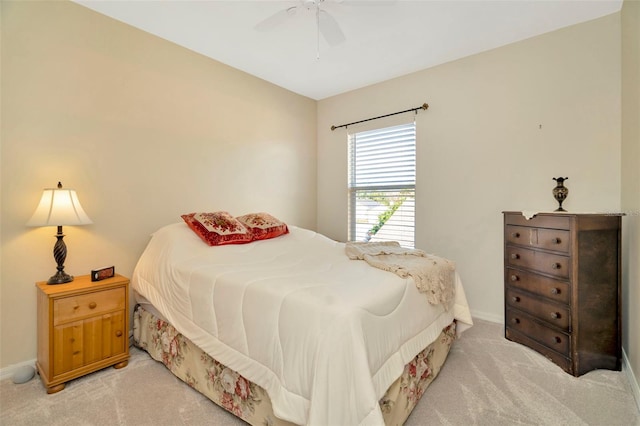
[36,273,129,296]
[503,211,625,218]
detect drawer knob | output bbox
[510,274,519,282]
[551,263,561,270]
[511,318,520,324]
[115,330,123,337]
[550,287,560,295]
[550,312,561,319]
[511,253,520,260]
[554,336,562,344]
[552,237,561,244]
[88,302,97,309]
[511,232,520,238]
[512,296,520,303]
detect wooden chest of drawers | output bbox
[503,212,622,376]
[36,274,130,393]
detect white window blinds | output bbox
[348,122,416,248]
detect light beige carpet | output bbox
[1,319,639,425]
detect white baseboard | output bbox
[0,358,37,382]
[2,330,135,382]
[622,348,640,414]
[470,309,504,324]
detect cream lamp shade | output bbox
[27,182,92,284]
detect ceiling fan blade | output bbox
[318,10,345,46]
[255,6,297,32]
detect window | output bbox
[348,122,416,248]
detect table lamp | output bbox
[27,182,93,284]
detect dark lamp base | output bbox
[48,226,74,284]
[47,271,74,285]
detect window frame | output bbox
[347,121,417,248]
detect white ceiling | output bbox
[73,0,623,100]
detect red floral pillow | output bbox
[181,212,252,246]
[236,212,289,241]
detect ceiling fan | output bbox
[255,0,347,56]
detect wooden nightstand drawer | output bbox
[505,225,570,253]
[54,288,125,325]
[52,312,126,375]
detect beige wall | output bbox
[0,1,317,368]
[318,13,622,322]
[622,0,640,400]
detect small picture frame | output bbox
[91,266,115,282]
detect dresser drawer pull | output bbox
[551,263,561,270]
[552,237,562,244]
[88,302,97,309]
[510,274,519,282]
[512,296,520,303]
[550,312,561,319]
[550,287,560,295]
[511,232,520,238]
[115,330,123,337]
[511,253,520,260]
[554,336,562,344]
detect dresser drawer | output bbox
[505,225,570,253]
[54,288,125,325]
[504,213,570,230]
[506,288,570,331]
[505,268,570,304]
[506,246,569,279]
[505,328,572,374]
[506,308,570,356]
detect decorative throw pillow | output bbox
[236,212,289,241]
[181,212,252,246]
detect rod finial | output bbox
[422,103,429,110]
[330,125,336,131]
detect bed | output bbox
[131,215,473,426]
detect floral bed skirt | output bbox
[133,304,456,425]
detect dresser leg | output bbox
[113,360,128,369]
[46,383,65,394]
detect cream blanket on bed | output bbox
[345,241,456,309]
[133,225,473,426]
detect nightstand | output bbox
[36,274,130,393]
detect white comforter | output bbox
[132,223,473,426]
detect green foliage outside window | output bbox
[360,190,410,240]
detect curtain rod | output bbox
[330,102,429,131]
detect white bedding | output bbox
[132,223,473,426]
